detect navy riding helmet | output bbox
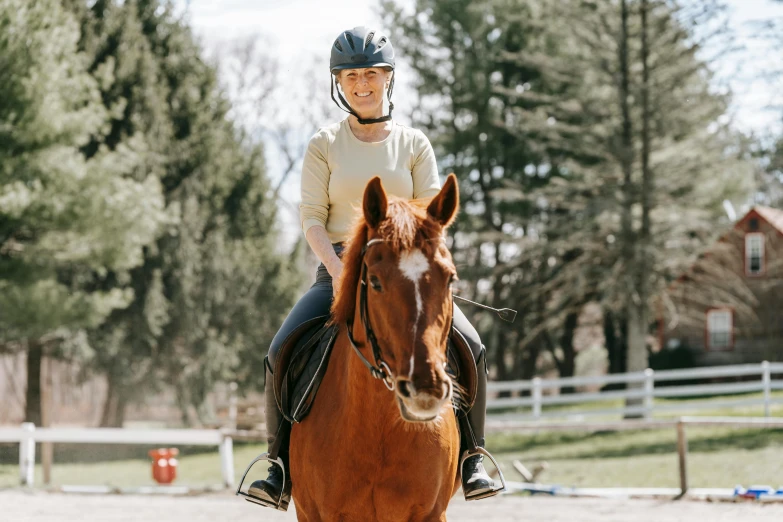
[330,27,396,125]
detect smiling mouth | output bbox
[355,92,372,98]
[396,397,439,422]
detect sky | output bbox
[175,0,783,239]
[179,0,783,131]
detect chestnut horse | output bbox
[289,174,463,521]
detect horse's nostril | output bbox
[397,379,414,399]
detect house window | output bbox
[745,233,764,275]
[706,309,733,350]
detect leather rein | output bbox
[346,238,396,390]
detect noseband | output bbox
[346,238,397,391]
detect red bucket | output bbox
[148,448,179,484]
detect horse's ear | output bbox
[363,176,388,229]
[427,173,459,227]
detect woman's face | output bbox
[337,67,392,118]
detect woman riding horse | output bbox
[247,26,502,511]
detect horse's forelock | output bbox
[330,197,445,326]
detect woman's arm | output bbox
[300,130,342,288]
[305,225,342,283]
[412,129,442,199]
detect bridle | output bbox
[346,238,396,390]
[345,237,452,392]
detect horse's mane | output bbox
[331,197,445,325]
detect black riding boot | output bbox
[461,348,504,501]
[247,367,292,511]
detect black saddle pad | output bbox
[277,319,338,423]
[274,319,477,423]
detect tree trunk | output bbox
[622,0,656,418]
[604,309,628,379]
[624,0,653,406]
[511,313,535,392]
[559,311,579,394]
[100,371,127,428]
[627,305,648,375]
[491,326,510,396]
[640,0,652,248]
[618,0,647,416]
[24,339,43,425]
[515,337,540,399]
[519,341,540,382]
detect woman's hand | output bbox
[327,260,344,297]
[304,225,344,297]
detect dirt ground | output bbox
[4,490,783,521]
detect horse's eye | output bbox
[449,274,458,286]
[370,275,383,292]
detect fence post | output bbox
[532,378,542,420]
[762,361,771,418]
[219,434,235,488]
[19,422,36,487]
[643,369,655,419]
[677,418,688,497]
[676,419,688,496]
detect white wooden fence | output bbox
[485,416,783,496]
[3,361,782,489]
[0,423,234,488]
[486,361,783,421]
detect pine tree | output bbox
[384,0,611,384]
[567,0,752,379]
[0,0,165,424]
[67,0,300,426]
[385,0,754,392]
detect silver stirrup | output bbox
[235,452,288,511]
[460,447,507,501]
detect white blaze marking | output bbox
[399,249,429,379]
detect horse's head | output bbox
[333,174,460,422]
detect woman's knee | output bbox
[467,335,485,362]
[453,305,484,360]
[267,285,334,369]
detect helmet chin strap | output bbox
[331,72,395,125]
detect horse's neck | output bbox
[332,328,397,420]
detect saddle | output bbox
[271,315,337,423]
[270,316,478,423]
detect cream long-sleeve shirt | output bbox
[299,119,442,244]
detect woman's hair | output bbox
[335,66,394,79]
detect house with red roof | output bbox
[660,206,783,366]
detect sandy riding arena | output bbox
[4,490,783,521]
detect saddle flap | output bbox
[448,327,478,413]
[286,324,338,421]
[273,315,331,411]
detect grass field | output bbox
[2,392,782,490]
[491,425,783,488]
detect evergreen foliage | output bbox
[66,0,301,426]
[0,0,166,424]
[383,0,754,386]
[2,0,300,426]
